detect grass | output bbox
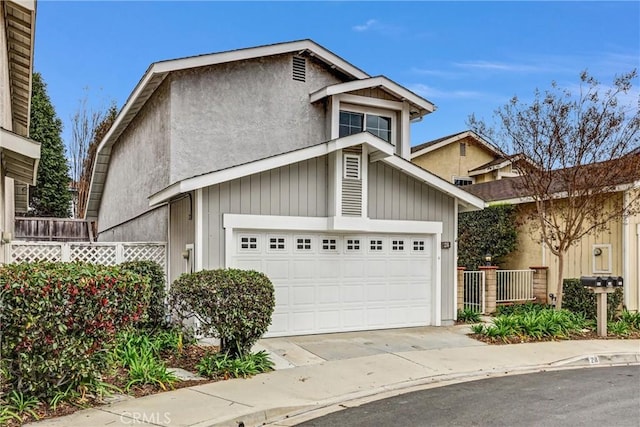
[196,350,274,379]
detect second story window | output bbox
[339,110,392,143]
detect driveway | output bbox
[255,325,486,369]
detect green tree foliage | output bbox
[28,72,72,217]
[458,204,518,270]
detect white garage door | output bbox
[231,231,434,337]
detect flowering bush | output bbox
[0,262,150,399]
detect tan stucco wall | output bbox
[412,135,496,183]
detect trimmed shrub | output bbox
[562,279,623,320]
[169,268,275,357]
[120,260,166,328]
[0,262,150,399]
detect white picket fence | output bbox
[463,270,486,313]
[496,270,535,303]
[8,241,166,267]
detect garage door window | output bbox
[346,238,361,252]
[321,238,338,252]
[369,239,383,251]
[268,236,286,251]
[295,237,313,251]
[239,235,259,251]
[412,239,426,252]
[391,239,405,251]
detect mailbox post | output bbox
[580,276,623,337]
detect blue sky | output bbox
[34,1,639,151]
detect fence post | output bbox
[116,244,124,264]
[529,266,549,304]
[61,243,71,262]
[457,267,465,312]
[479,266,498,314]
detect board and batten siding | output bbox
[169,194,195,283]
[201,156,328,269]
[368,161,457,322]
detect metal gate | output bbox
[463,270,485,313]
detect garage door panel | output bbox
[232,231,435,337]
[366,259,387,278]
[264,259,290,280]
[292,260,315,279]
[342,284,364,302]
[343,259,366,277]
[292,286,316,305]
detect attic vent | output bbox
[292,56,306,82]
[344,154,361,180]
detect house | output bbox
[0,0,41,262]
[411,130,524,186]
[85,40,484,336]
[411,130,639,312]
[464,165,640,312]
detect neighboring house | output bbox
[411,130,524,186]
[411,129,640,312]
[0,0,41,262]
[86,40,484,336]
[463,163,640,313]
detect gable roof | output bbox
[309,76,435,119]
[86,39,373,219]
[148,132,485,211]
[410,130,504,160]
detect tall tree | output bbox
[76,103,117,219]
[29,72,73,217]
[470,70,640,309]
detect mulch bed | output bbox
[468,329,640,345]
[1,344,220,426]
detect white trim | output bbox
[224,226,234,268]
[434,232,442,326]
[361,144,369,219]
[453,199,459,321]
[401,102,411,160]
[592,243,612,274]
[468,158,516,177]
[194,189,203,271]
[223,214,443,235]
[382,156,485,210]
[411,130,503,160]
[310,76,435,114]
[149,133,394,206]
[335,150,343,216]
[0,129,41,160]
[338,94,404,112]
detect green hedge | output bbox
[563,278,623,320]
[0,262,151,399]
[169,268,275,357]
[120,260,166,328]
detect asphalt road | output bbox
[298,366,640,427]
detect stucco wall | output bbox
[98,206,167,242]
[413,135,496,183]
[169,54,341,183]
[368,161,457,322]
[97,80,171,238]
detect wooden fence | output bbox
[14,217,93,242]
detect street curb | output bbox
[209,352,640,427]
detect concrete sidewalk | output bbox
[29,327,640,427]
